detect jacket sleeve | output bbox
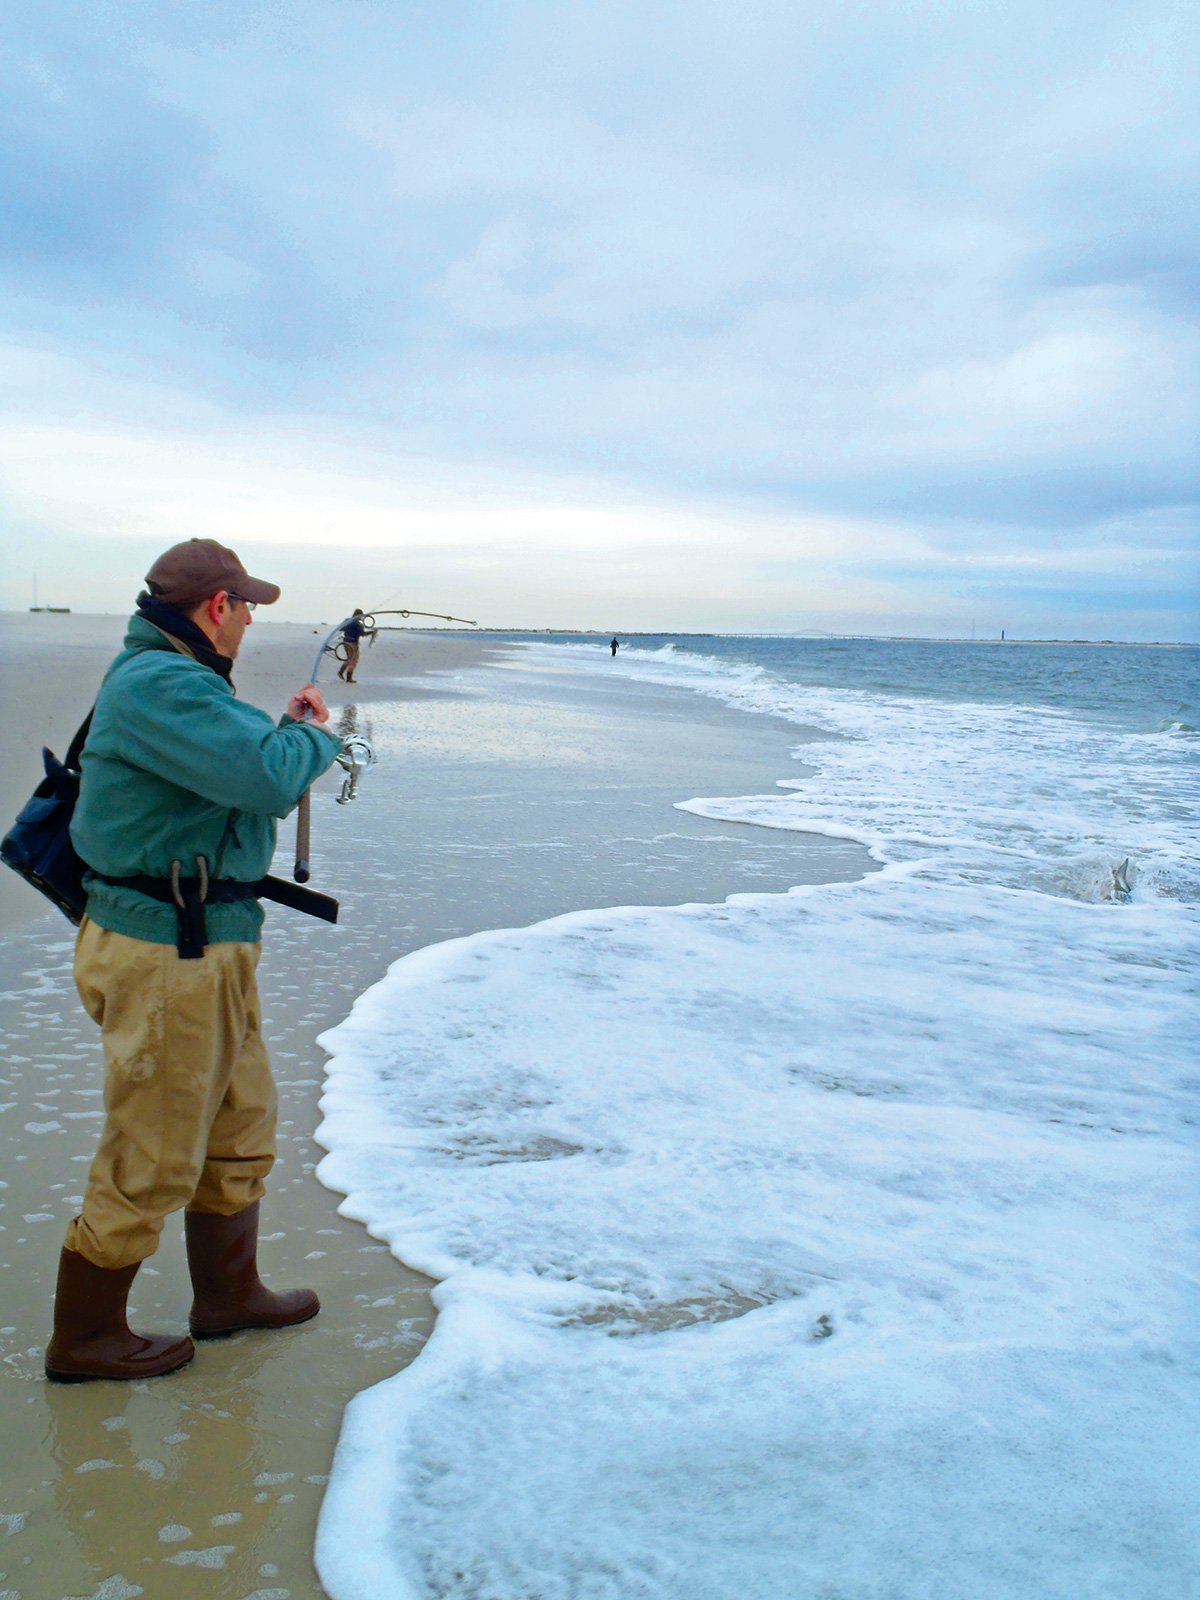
[105,657,342,816]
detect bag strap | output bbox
[63,710,95,773]
[62,650,140,771]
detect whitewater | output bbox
[314,638,1198,1600]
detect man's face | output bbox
[213,591,253,659]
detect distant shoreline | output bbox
[2,612,1193,647]
[394,629,1199,649]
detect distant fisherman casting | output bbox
[336,608,375,684]
[45,538,342,1383]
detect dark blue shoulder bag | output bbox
[0,709,93,925]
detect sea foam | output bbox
[314,640,1198,1600]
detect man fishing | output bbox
[45,538,343,1383]
[336,608,375,684]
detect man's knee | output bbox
[66,1208,166,1272]
[190,1153,275,1216]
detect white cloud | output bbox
[2,1,1195,637]
[2,337,1192,635]
[0,342,923,591]
[341,50,1197,490]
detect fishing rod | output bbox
[309,616,358,684]
[292,616,380,882]
[318,608,478,669]
[293,604,476,879]
[364,607,478,628]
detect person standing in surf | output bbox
[46,538,342,1383]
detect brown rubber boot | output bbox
[185,1201,320,1339]
[45,1247,195,1383]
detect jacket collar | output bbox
[129,595,234,683]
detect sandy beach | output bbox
[0,612,870,1600]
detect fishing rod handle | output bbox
[294,788,312,882]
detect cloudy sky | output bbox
[2,0,1196,636]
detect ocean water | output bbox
[561,635,1200,902]
[314,637,1199,1600]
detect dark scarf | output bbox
[136,592,234,684]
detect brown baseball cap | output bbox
[144,538,281,607]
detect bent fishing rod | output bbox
[293,615,370,882]
[362,607,478,629]
[292,605,476,880]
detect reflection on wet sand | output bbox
[46,1347,277,1593]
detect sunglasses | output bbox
[228,593,258,612]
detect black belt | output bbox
[95,861,338,959]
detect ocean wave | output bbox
[313,638,1199,1599]
[530,641,1199,905]
[315,868,1199,1600]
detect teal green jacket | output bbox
[72,615,342,945]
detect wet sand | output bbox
[0,612,872,1600]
